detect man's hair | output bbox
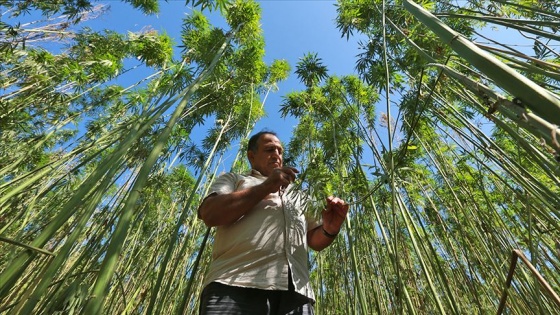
[247,130,277,152]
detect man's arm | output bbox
[307,196,349,251]
[198,183,273,227]
[307,225,339,251]
[198,167,298,227]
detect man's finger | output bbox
[284,166,299,173]
[282,167,299,182]
[325,196,349,214]
[326,196,344,205]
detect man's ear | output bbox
[247,150,254,165]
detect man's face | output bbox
[247,133,283,176]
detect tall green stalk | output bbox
[148,114,233,314]
[403,0,560,125]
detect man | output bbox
[198,130,349,315]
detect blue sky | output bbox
[254,1,363,136]
[87,1,364,168]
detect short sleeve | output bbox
[206,172,239,197]
[197,173,243,219]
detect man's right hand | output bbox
[263,167,299,193]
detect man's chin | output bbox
[262,166,278,176]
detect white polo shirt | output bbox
[200,169,320,300]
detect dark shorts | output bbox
[198,279,314,315]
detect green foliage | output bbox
[129,31,173,67]
[268,59,291,84]
[296,52,329,88]
[123,0,159,14]
[318,0,560,313]
[0,0,284,313]
[6,0,94,19]
[185,0,232,13]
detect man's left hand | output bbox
[321,196,349,235]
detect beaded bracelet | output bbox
[321,225,338,238]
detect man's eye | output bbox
[265,147,282,154]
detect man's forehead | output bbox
[259,135,282,147]
[262,140,282,147]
